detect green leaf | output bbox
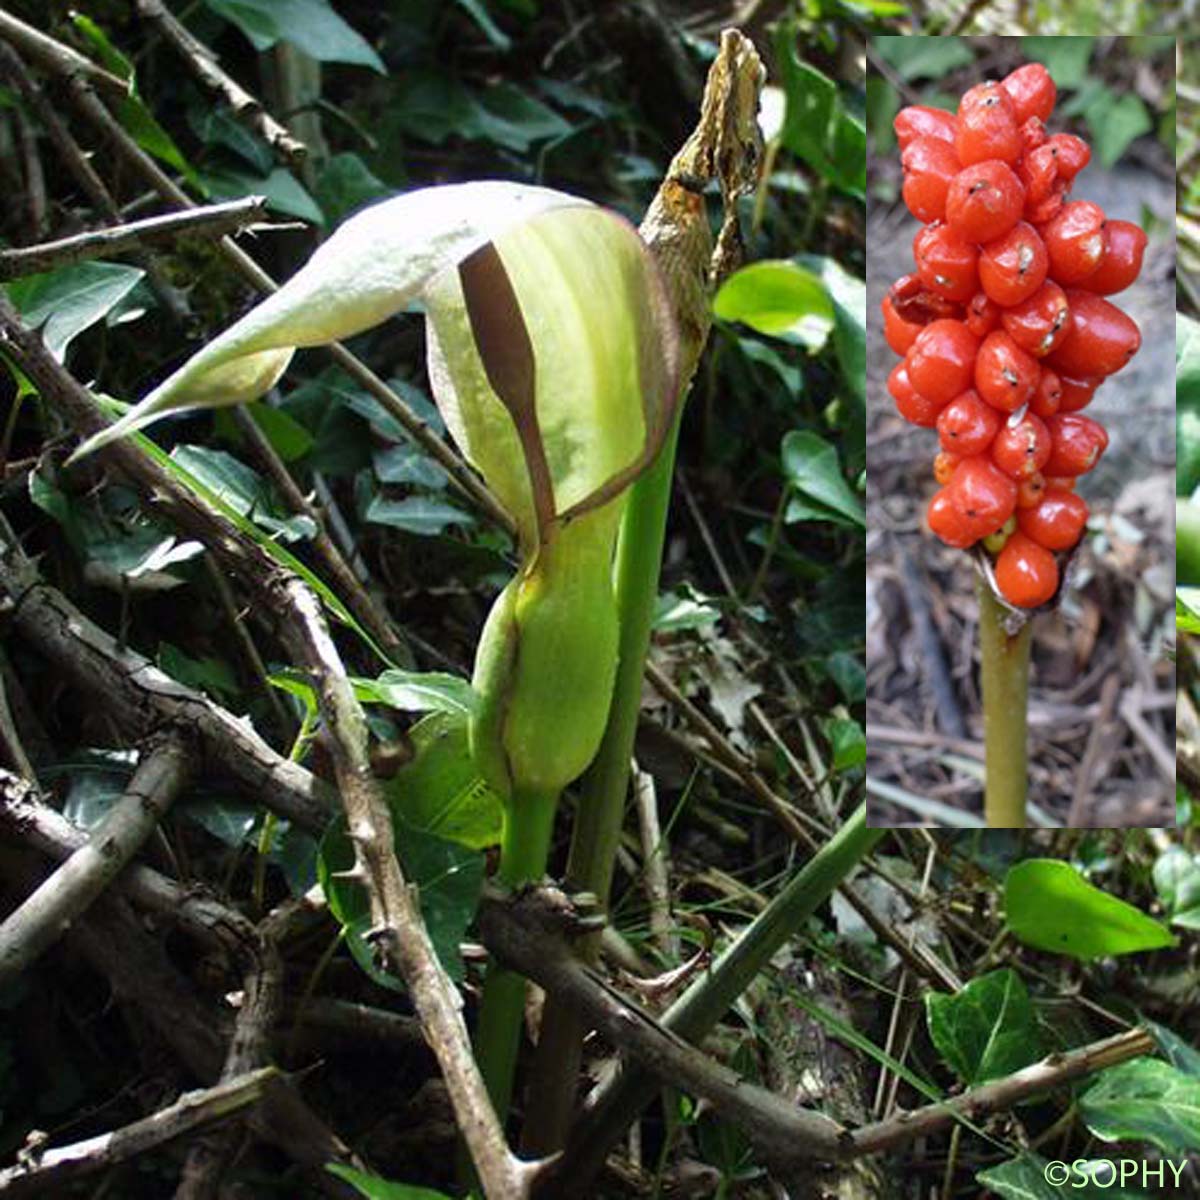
[872,35,973,83]
[804,255,866,405]
[373,444,448,490]
[977,1151,1149,1199]
[315,153,391,226]
[383,712,503,850]
[326,1164,451,1200]
[243,402,315,462]
[1020,37,1096,90]
[826,717,865,772]
[5,263,146,361]
[1147,1020,1200,1078]
[452,0,512,50]
[1152,847,1200,929]
[653,587,721,633]
[781,430,865,528]
[826,651,865,704]
[1085,92,1152,168]
[187,98,273,173]
[776,37,865,196]
[1081,1059,1200,1155]
[170,445,316,543]
[353,670,478,719]
[714,260,834,349]
[204,0,385,72]
[200,165,325,226]
[157,642,241,702]
[1178,590,1200,633]
[363,494,473,536]
[318,817,484,984]
[925,968,1040,1086]
[1004,859,1177,961]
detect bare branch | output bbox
[137,0,308,165]
[0,732,194,985]
[0,197,271,280]
[0,1068,278,1199]
[848,1028,1156,1156]
[0,9,127,98]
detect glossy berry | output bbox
[895,105,957,150]
[1030,368,1062,418]
[1043,413,1109,476]
[978,221,1048,306]
[888,272,962,325]
[937,389,1003,456]
[947,457,1018,539]
[975,331,1039,412]
[889,361,943,427]
[991,412,1052,479]
[1047,291,1141,377]
[1002,63,1056,125]
[1057,373,1100,413]
[902,136,961,223]
[945,160,1024,243]
[1016,472,1047,509]
[927,488,977,548]
[966,290,1001,337]
[882,293,924,355]
[1041,201,1106,284]
[1018,143,1057,205]
[914,223,979,302]
[906,319,979,405]
[1044,474,1077,491]
[1000,281,1070,357]
[1047,133,1090,181]
[1078,219,1147,295]
[1017,490,1089,551]
[995,532,1059,608]
[956,83,1021,166]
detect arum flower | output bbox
[73,181,680,798]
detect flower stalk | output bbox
[978,577,1032,827]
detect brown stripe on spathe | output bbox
[458,241,557,544]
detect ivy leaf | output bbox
[925,968,1040,1086]
[1152,847,1200,929]
[353,670,478,719]
[204,0,385,72]
[713,260,835,350]
[1081,1059,1200,1155]
[782,430,865,528]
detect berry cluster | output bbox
[883,63,1144,609]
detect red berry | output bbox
[991,412,1052,479]
[978,221,1048,306]
[907,319,979,405]
[946,160,1024,244]
[1077,219,1147,295]
[888,272,963,325]
[1047,133,1090,181]
[1042,200,1106,284]
[882,293,923,355]
[947,457,1018,539]
[956,83,1021,166]
[1017,489,1089,550]
[1043,412,1109,476]
[1057,373,1100,413]
[975,331,1039,412]
[1030,368,1062,418]
[966,290,1001,338]
[1001,63,1056,124]
[1046,291,1140,377]
[1016,472,1047,509]
[1000,281,1070,357]
[928,487,977,548]
[937,389,1003,456]
[995,532,1059,608]
[889,361,943,427]
[895,105,957,150]
[914,223,979,302]
[1019,116,1048,154]
[902,136,961,223]
[1019,143,1057,205]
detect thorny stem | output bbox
[475,785,560,1123]
[978,579,1032,828]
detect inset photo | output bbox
[865,36,1175,827]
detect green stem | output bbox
[560,804,883,1185]
[978,580,1031,829]
[1177,498,1200,585]
[474,784,559,1123]
[520,413,684,1155]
